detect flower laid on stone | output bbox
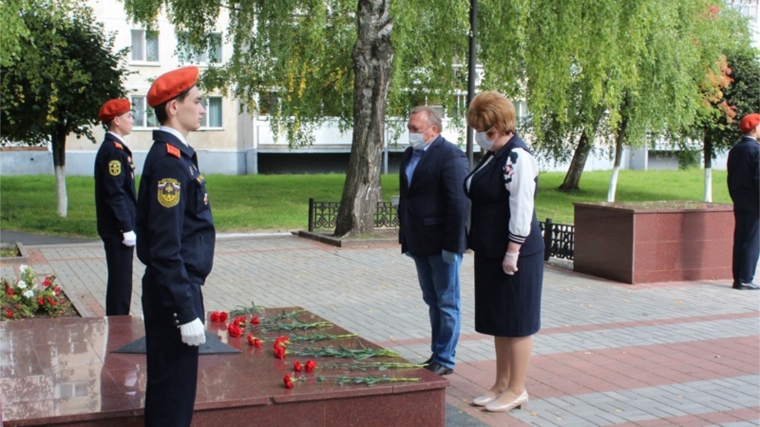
[260,318,333,332]
[246,334,262,347]
[287,333,358,343]
[229,301,267,316]
[251,316,260,325]
[228,323,243,338]
[319,375,421,387]
[1,266,67,320]
[283,374,293,389]
[285,343,400,360]
[232,316,247,327]
[321,361,426,371]
[305,359,317,373]
[210,311,228,322]
[294,361,303,372]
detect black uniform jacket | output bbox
[464,134,544,258]
[727,136,760,213]
[398,135,470,256]
[136,130,216,325]
[94,133,136,236]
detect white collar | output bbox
[159,125,188,146]
[106,131,125,144]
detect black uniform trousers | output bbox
[101,233,133,316]
[142,267,204,427]
[733,207,760,285]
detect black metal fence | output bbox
[308,199,575,260]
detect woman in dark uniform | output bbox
[464,91,544,413]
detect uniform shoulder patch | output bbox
[108,160,122,176]
[166,143,181,158]
[157,178,181,208]
[113,142,123,150]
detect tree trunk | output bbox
[51,126,68,217]
[334,0,393,237]
[559,127,593,191]
[703,133,712,203]
[607,112,628,202]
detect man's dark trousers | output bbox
[733,207,760,285]
[101,233,133,316]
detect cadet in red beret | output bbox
[135,66,215,427]
[726,113,760,291]
[94,98,137,315]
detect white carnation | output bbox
[17,280,27,289]
[23,290,34,299]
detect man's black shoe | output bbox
[425,361,453,376]
[732,282,760,290]
[422,355,433,366]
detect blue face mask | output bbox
[408,133,427,150]
[475,127,495,151]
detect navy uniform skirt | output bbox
[474,251,543,337]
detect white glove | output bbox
[122,231,136,247]
[179,318,206,346]
[502,252,519,276]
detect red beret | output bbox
[739,113,760,133]
[98,99,131,122]
[147,66,199,108]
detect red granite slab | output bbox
[574,202,734,284]
[0,308,446,426]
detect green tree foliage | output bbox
[122,0,470,235]
[477,0,753,191]
[0,1,130,216]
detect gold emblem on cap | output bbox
[108,160,121,176]
[157,178,181,208]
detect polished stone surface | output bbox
[574,202,734,283]
[0,308,447,426]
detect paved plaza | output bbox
[4,234,760,426]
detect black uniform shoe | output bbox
[422,355,433,366]
[732,282,760,290]
[425,361,453,376]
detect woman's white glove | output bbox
[178,318,206,346]
[502,252,519,276]
[122,231,137,247]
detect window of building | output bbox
[131,30,159,63]
[258,92,279,116]
[201,96,223,128]
[130,95,158,128]
[726,0,759,19]
[178,33,222,65]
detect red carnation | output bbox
[251,316,260,325]
[305,360,317,373]
[246,334,262,347]
[228,323,243,338]
[283,374,293,389]
[274,335,290,347]
[47,297,57,306]
[233,316,246,327]
[293,361,303,372]
[37,297,44,306]
[274,345,286,359]
[42,277,51,287]
[6,286,14,296]
[210,312,221,322]
[4,308,12,319]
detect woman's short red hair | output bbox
[466,91,517,135]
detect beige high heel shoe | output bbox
[472,392,498,406]
[484,390,529,413]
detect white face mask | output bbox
[475,128,495,151]
[408,133,427,150]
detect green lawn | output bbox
[0,169,731,238]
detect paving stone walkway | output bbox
[4,234,759,427]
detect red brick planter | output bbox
[573,201,734,284]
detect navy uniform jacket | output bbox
[398,135,470,256]
[464,134,544,258]
[136,130,215,325]
[727,136,760,213]
[94,133,136,237]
